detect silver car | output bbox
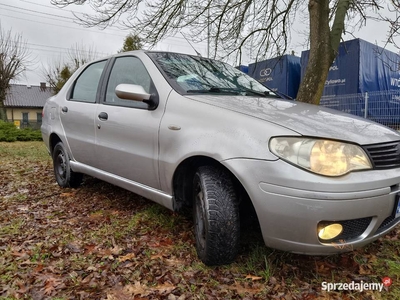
[41,50,400,265]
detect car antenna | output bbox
[180,32,202,57]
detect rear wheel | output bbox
[193,166,240,265]
[52,142,83,188]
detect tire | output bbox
[52,142,83,188]
[193,166,240,265]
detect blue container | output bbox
[301,38,400,123]
[248,55,301,99]
[236,65,249,74]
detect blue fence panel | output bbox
[320,90,400,128]
[366,91,400,126]
[320,93,365,118]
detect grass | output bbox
[0,141,399,299]
[0,141,50,160]
[0,218,25,236]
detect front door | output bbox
[93,56,162,189]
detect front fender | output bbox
[158,91,299,194]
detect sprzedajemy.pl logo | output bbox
[321,277,392,293]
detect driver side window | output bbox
[105,56,152,108]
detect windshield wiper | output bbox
[186,87,241,95]
[239,88,271,98]
[273,90,293,100]
[239,88,291,99]
[186,86,289,99]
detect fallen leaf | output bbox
[124,281,151,296]
[15,279,28,293]
[11,251,30,259]
[65,243,81,253]
[84,244,96,254]
[34,264,44,273]
[359,264,372,275]
[269,276,277,284]
[111,246,123,255]
[41,276,63,295]
[60,192,76,197]
[17,206,29,211]
[82,274,94,284]
[164,258,184,266]
[151,253,164,260]
[118,252,136,262]
[151,282,176,295]
[245,274,263,281]
[86,266,98,272]
[225,282,263,294]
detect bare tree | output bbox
[50,0,400,104]
[0,25,31,121]
[379,1,400,49]
[43,43,98,94]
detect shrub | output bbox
[0,120,42,142]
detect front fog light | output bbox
[318,223,343,240]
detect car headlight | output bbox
[269,137,372,176]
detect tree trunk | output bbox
[0,105,7,121]
[0,90,7,121]
[296,0,351,105]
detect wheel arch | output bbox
[172,155,259,227]
[49,133,62,155]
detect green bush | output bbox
[0,120,42,142]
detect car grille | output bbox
[363,141,400,169]
[376,197,400,234]
[376,215,399,234]
[319,217,372,243]
[334,217,372,241]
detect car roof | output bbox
[92,49,207,63]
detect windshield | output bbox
[147,52,280,98]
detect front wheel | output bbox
[52,142,83,188]
[193,166,240,265]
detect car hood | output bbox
[186,94,400,145]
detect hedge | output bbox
[0,120,43,142]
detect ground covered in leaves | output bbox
[0,142,399,300]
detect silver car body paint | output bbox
[42,50,400,255]
[184,94,400,145]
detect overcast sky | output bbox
[1,0,398,86]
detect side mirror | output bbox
[115,84,151,102]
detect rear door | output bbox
[93,55,162,189]
[60,60,107,165]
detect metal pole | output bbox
[364,92,368,119]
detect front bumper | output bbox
[222,158,400,255]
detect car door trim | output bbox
[70,161,174,210]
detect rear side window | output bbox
[71,60,107,103]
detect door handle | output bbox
[61,106,68,113]
[98,112,108,121]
